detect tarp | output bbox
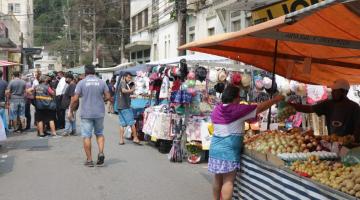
[0,60,19,67]
[146,53,229,65]
[114,64,149,76]
[179,0,360,86]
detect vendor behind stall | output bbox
[289,79,360,142]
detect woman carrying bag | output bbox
[27,75,58,137]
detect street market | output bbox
[0,0,359,200]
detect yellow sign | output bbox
[252,0,324,24]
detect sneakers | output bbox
[84,160,94,167]
[96,153,105,166]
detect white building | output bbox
[33,47,62,73]
[126,0,178,64]
[0,0,33,47]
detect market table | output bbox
[232,154,357,200]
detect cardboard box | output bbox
[267,153,285,167]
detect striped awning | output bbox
[0,60,19,67]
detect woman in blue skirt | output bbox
[209,85,284,200]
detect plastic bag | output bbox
[342,147,360,166]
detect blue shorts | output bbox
[80,118,104,138]
[10,100,25,120]
[118,108,135,127]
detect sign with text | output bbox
[252,0,324,24]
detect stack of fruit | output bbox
[289,157,360,198]
[244,130,323,155]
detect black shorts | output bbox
[35,109,56,123]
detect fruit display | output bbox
[321,134,355,146]
[289,157,360,198]
[244,130,323,155]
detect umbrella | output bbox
[179,0,360,86]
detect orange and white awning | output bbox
[0,60,20,67]
[179,0,360,86]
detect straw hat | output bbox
[241,73,251,87]
[209,69,218,83]
[217,69,227,82]
[231,72,242,86]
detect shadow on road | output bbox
[0,155,14,176]
[2,138,50,152]
[103,158,127,166]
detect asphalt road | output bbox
[0,113,212,200]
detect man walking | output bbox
[6,71,26,132]
[117,72,141,145]
[70,65,110,167]
[61,73,78,136]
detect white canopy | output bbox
[95,62,136,73]
[146,53,229,65]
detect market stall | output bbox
[179,0,360,199]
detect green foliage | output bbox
[34,0,66,46]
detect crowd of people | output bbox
[0,65,142,167]
[0,69,81,137]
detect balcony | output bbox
[213,0,282,11]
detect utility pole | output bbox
[92,6,97,64]
[78,8,83,65]
[20,33,26,72]
[177,0,187,56]
[119,0,125,63]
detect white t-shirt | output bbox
[213,108,256,137]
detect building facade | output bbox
[126,0,179,64]
[0,0,33,47]
[33,47,62,73]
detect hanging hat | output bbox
[187,70,196,80]
[241,73,251,87]
[255,80,264,90]
[158,66,166,74]
[187,80,196,88]
[195,66,207,82]
[179,59,189,81]
[214,82,225,93]
[263,77,273,89]
[181,82,189,90]
[217,69,227,82]
[231,72,242,86]
[209,69,218,83]
[265,81,278,94]
[297,83,307,96]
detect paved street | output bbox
[0,113,212,200]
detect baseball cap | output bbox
[330,79,350,90]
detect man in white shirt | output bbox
[55,71,68,129]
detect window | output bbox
[189,33,195,42]
[208,28,215,36]
[144,49,150,57]
[137,13,143,30]
[136,51,143,59]
[35,64,41,68]
[132,17,136,32]
[144,9,148,27]
[131,52,136,60]
[8,3,14,13]
[48,64,55,70]
[14,4,20,13]
[232,20,241,31]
